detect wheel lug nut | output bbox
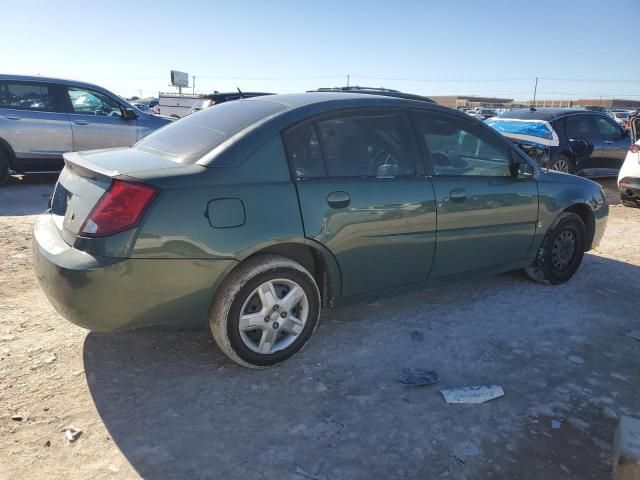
[264,316,270,322]
[273,304,279,311]
[280,311,287,318]
[272,322,279,329]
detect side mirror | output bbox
[122,107,137,120]
[515,162,534,179]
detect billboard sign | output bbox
[170,70,189,88]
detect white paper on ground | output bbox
[440,385,504,404]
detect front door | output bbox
[283,109,437,298]
[64,86,137,151]
[411,109,538,278]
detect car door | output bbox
[593,114,630,173]
[563,113,603,172]
[411,109,538,278]
[0,80,71,171]
[284,108,437,298]
[63,85,137,151]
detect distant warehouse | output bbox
[430,96,514,108]
[430,95,640,109]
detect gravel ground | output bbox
[1,175,639,480]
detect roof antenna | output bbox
[237,87,244,99]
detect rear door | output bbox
[593,114,630,173]
[564,113,603,172]
[411,109,538,278]
[284,108,437,298]
[63,85,137,151]
[0,80,71,171]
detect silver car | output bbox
[0,74,172,183]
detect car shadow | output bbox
[83,253,640,479]
[0,174,57,216]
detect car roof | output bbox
[0,73,114,92]
[498,107,592,121]
[242,92,439,109]
[308,86,435,103]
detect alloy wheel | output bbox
[238,278,309,354]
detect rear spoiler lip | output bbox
[63,151,118,181]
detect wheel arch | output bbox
[0,136,16,169]
[563,202,596,251]
[233,239,342,307]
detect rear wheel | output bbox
[525,212,586,285]
[210,254,321,368]
[550,154,575,174]
[0,150,9,185]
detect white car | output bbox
[618,116,640,208]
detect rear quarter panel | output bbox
[131,135,306,260]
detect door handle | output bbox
[3,115,21,120]
[449,188,467,202]
[73,120,89,125]
[604,140,613,144]
[327,191,351,209]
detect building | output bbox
[429,96,514,108]
[528,98,640,109]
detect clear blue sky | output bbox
[1,0,638,100]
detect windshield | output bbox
[614,112,628,119]
[134,99,286,163]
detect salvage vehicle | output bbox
[487,108,631,176]
[32,93,608,368]
[619,116,640,207]
[0,75,172,183]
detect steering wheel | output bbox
[368,148,399,176]
[431,152,453,168]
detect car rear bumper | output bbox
[32,213,237,331]
[619,176,640,199]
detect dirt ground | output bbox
[1,175,639,480]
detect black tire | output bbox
[525,212,586,285]
[210,254,321,368]
[549,154,575,174]
[621,194,640,208]
[0,150,9,185]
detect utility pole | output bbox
[532,77,538,107]
[192,76,196,95]
[347,74,350,87]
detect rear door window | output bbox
[565,114,598,136]
[0,81,56,112]
[316,110,417,178]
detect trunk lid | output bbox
[51,147,182,245]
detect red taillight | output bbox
[630,144,640,154]
[80,179,159,237]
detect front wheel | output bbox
[210,254,321,368]
[525,212,586,285]
[0,150,9,185]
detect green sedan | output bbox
[32,93,608,368]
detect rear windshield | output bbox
[134,99,287,164]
